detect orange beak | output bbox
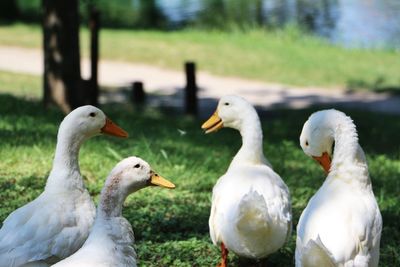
[201,111,223,134]
[149,171,176,189]
[313,152,331,174]
[101,118,128,138]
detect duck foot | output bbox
[216,242,229,267]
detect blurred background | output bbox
[0,1,399,266]
[2,0,400,48]
[0,0,399,114]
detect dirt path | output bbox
[1,45,399,115]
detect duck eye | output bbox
[224,102,230,106]
[133,164,140,168]
[305,140,309,146]
[89,112,96,117]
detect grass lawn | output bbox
[0,71,41,99]
[0,71,399,266]
[0,23,399,89]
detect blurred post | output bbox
[89,7,99,106]
[184,62,198,116]
[131,81,146,105]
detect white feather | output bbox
[52,217,136,267]
[53,156,173,267]
[207,95,292,260]
[296,109,382,267]
[0,106,117,266]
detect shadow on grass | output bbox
[0,93,399,266]
[347,77,400,95]
[0,175,46,225]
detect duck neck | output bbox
[231,112,265,166]
[45,128,87,191]
[330,117,370,184]
[88,190,136,266]
[331,117,359,169]
[97,175,128,219]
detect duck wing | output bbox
[0,193,94,267]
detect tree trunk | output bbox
[42,0,82,113]
[88,7,99,106]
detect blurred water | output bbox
[156,0,400,49]
[332,0,400,48]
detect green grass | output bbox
[0,71,399,266]
[0,71,41,99]
[0,23,399,89]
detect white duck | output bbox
[52,156,175,267]
[0,105,128,267]
[296,109,382,267]
[201,95,292,267]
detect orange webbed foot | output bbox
[216,242,229,267]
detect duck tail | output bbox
[236,189,270,234]
[301,236,336,267]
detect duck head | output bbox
[107,156,175,195]
[98,156,175,218]
[202,95,256,133]
[60,105,128,140]
[299,110,337,174]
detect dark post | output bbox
[131,81,146,104]
[89,7,100,106]
[185,62,197,115]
